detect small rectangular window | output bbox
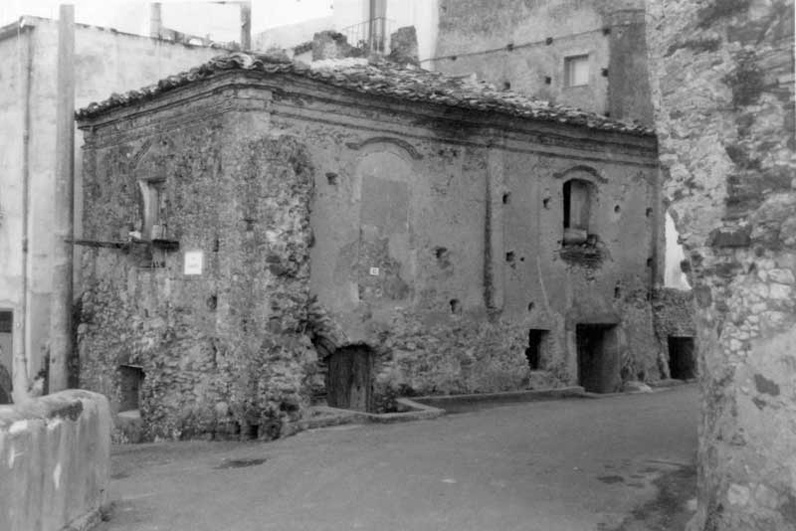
[564,55,590,87]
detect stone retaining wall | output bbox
[0,390,111,531]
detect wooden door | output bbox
[327,346,373,412]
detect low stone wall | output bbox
[0,390,111,531]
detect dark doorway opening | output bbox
[526,329,549,371]
[576,324,620,393]
[668,336,696,380]
[0,311,13,404]
[326,345,374,412]
[119,365,145,412]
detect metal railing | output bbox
[340,17,395,55]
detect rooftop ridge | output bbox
[76,51,655,136]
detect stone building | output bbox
[432,0,653,125]
[75,50,662,441]
[0,16,226,402]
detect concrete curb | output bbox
[292,387,592,432]
[412,386,586,409]
[292,398,445,431]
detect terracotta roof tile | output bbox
[76,52,654,136]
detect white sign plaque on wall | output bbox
[184,251,204,275]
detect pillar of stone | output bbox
[312,31,356,61]
[646,0,795,529]
[388,26,420,66]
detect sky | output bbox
[0,0,333,40]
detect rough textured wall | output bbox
[0,390,110,531]
[280,81,661,399]
[646,0,796,528]
[653,287,696,337]
[433,0,653,123]
[79,94,315,441]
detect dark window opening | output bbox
[563,179,592,245]
[668,337,696,380]
[138,178,167,241]
[526,329,549,371]
[119,365,145,412]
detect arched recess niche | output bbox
[554,165,605,245]
[350,139,418,304]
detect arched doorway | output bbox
[326,345,374,412]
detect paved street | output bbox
[98,385,698,531]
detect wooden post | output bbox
[240,1,251,50]
[49,4,75,393]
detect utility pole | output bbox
[49,3,75,393]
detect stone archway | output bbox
[647,1,795,529]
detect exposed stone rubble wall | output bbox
[652,287,696,378]
[78,98,315,441]
[646,0,796,528]
[0,390,111,531]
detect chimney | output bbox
[312,31,357,61]
[150,3,162,39]
[388,26,419,66]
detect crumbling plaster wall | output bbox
[432,0,653,124]
[265,76,662,396]
[646,0,796,529]
[78,86,315,441]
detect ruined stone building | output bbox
[75,49,668,441]
[0,16,225,402]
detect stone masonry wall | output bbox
[78,96,315,442]
[646,0,796,529]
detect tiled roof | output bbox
[76,52,654,136]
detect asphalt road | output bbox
[98,385,698,531]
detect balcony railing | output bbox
[340,17,395,55]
